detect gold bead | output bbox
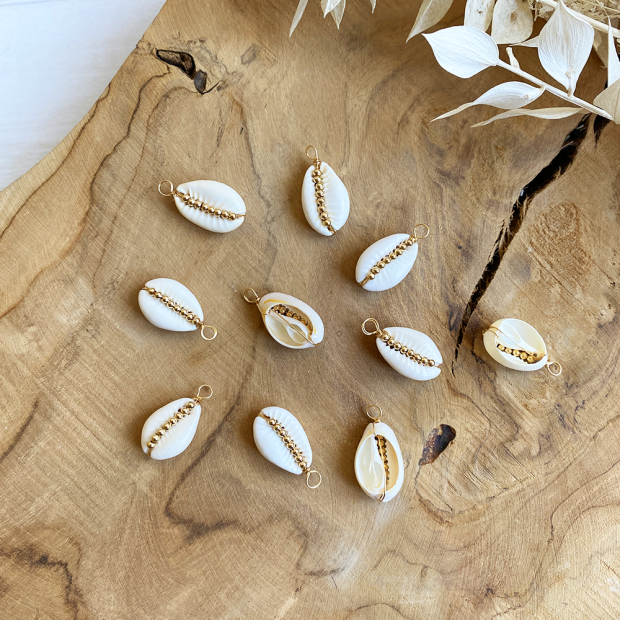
[421,357,428,365]
[371,267,380,274]
[384,256,391,264]
[208,207,215,214]
[151,435,160,443]
[381,333,390,342]
[527,356,535,363]
[170,418,178,425]
[498,344,505,351]
[394,343,401,351]
[315,183,324,191]
[406,238,414,246]
[222,211,229,218]
[377,261,385,268]
[388,338,395,346]
[188,198,196,206]
[230,213,237,220]
[389,253,397,260]
[317,198,326,206]
[187,401,195,409]
[316,190,325,198]
[401,346,408,354]
[428,360,435,367]
[215,209,222,216]
[300,461,308,469]
[324,219,331,227]
[161,295,169,303]
[414,353,421,361]
[520,352,528,360]
[317,206,326,213]
[164,422,172,430]
[147,442,154,449]
[395,249,403,256]
[268,418,276,426]
[155,292,162,299]
[505,348,512,355]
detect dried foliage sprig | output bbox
[424,2,620,125]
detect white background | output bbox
[0,0,166,190]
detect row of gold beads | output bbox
[361,237,416,286]
[272,304,309,327]
[496,343,540,364]
[176,190,242,221]
[311,163,336,234]
[264,415,310,472]
[143,287,203,328]
[147,400,197,454]
[379,330,437,367]
[375,434,390,487]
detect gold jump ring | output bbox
[158,180,175,196]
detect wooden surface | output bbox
[1,1,619,618]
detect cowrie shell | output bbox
[257,293,324,349]
[138,278,204,332]
[141,397,201,460]
[301,162,350,236]
[376,326,442,381]
[356,233,419,292]
[253,406,313,475]
[173,180,246,233]
[483,318,548,372]
[355,421,404,502]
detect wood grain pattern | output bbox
[1,0,619,618]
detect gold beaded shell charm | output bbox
[243,288,324,349]
[158,179,246,233]
[354,405,404,502]
[483,318,562,376]
[253,406,321,488]
[356,225,430,292]
[141,384,213,460]
[301,146,350,236]
[138,278,217,341]
[362,318,443,381]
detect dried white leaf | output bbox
[433,82,544,120]
[538,0,595,96]
[507,47,520,68]
[472,106,586,126]
[517,36,539,47]
[464,0,495,32]
[593,78,620,122]
[331,0,346,28]
[491,0,533,44]
[370,0,377,12]
[407,0,454,41]
[322,0,342,17]
[607,20,620,86]
[423,26,500,78]
[290,0,309,36]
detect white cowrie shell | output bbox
[253,406,313,475]
[483,318,548,372]
[376,326,442,381]
[356,234,419,292]
[141,397,201,460]
[355,421,404,503]
[301,160,350,236]
[254,292,324,349]
[138,278,204,332]
[170,180,246,233]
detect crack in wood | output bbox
[452,114,591,371]
[419,424,456,466]
[156,49,217,94]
